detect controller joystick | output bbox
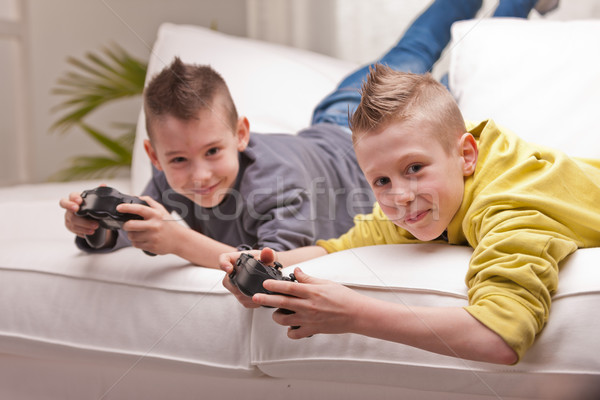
[229,253,300,328]
[75,186,155,256]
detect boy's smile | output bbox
[354,117,477,241]
[144,106,250,208]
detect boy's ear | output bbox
[144,139,163,171]
[236,116,250,152]
[459,133,478,176]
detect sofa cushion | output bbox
[449,18,600,159]
[0,180,260,378]
[251,244,600,399]
[131,23,357,195]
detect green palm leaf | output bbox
[50,122,136,181]
[50,43,147,181]
[51,43,147,132]
[50,155,129,181]
[79,122,132,162]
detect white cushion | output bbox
[449,19,600,159]
[252,245,600,398]
[131,23,357,195]
[0,181,259,377]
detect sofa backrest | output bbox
[449,18,600,160]
[132,19,600,195]
[131,23,356,195]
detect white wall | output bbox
[0,0,28,186]
[3,0,600,186]
[1,0,246,186]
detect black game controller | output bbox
[229,253,296,297]
[229,253,299,328]
[76,186,155,256]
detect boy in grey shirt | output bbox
[60,57,374,268]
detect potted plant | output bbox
[51,44,147,180]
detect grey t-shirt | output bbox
[76,123,374,252]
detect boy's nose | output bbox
[389,188,415,205]
[379,188,414,210]
[192,163,211,183]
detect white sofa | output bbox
[1,19,600,400]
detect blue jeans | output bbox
[311,0,537,128]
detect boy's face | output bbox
[144,106,249,208]
[354,117,477,241]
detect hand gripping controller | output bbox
[75,186,155,256]
[229,253,300,328]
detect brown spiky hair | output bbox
[350,64,466,154]
[143,57,238,140]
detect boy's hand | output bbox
[253,267,362,339]
[219,248,278,309]
[117,196,182,255]
[60,191,100,238]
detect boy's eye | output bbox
[373,177,390,187]
[170,156,187,164]
[406,164,423,174]
[206,147,220,157]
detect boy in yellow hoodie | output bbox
[220,65,600,365]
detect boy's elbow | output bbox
[494,345,519,365]
[465,310,520,365]
[467,324,520,365]
[482,336,519,365]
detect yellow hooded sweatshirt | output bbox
[318,119,600,360]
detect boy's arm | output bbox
[463,208,580,360]
[345,289,518,364]
[163,226,236,268]
[218,245,516,364]
[274,246,329,266]
[117,169,235,267]
[119,197,236,268]
[254,268,518,365]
